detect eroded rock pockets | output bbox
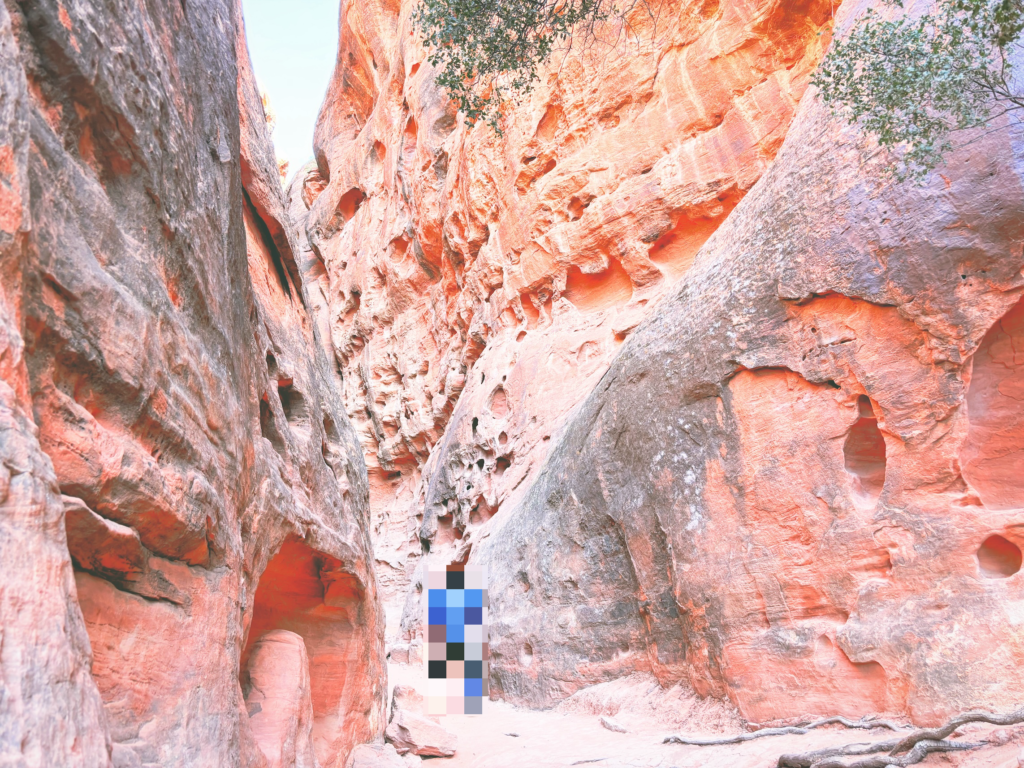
[844,395,887,508]
[476,0,1024,724]
[297,0,838,618]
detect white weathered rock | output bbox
[385,711,457,757]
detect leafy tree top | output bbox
[813,0,1024,179]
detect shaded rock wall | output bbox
[299,0,836,627]
[478,0,1024,724]
[0,1,384,766]
[304,0,1024,727]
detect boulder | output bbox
[384,711,457,758]
[346,743,406,768]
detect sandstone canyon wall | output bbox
[302,0,1024,729]
[299,0,838,637]
[0,1,384,766]
[480,0,1024,724]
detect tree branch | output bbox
[663,716,907,747]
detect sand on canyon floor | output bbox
[386,663,1023,768]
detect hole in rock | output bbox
[977,535,1022,578]
[471,417,479,433]
[495,456,511,475]
[489,387,509,418]
[516,331,527,342]
[563,256,633,312]
[514,157,556,195]
[476,459,485,470]
[961,296,1024,510]
[242,536,369,765]
[321,415,341,477]
[259,395,286,455]
[519,294,540,329]
[409,62,420,76]
[435,514,463,546]
[568,196,586,221]
[338,188,364,223]
[844,396,886,506]
[535,104,562,142]
[277,381,306,425]
[498,431,508,446]
[387,239,407,266]
[521,643,534,667]
[402,118,417,163]
[648,215,728,280]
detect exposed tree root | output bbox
[663,716,906,746]
[792,739,986,768]
[776,708,1024,768]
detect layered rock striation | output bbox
[479,0,1024,724]
[0,1,384,766]
[299,0,837,629]
[304,0,1024,728]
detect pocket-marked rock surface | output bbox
[301,0,1024,730]
[0,1,384,766]
[478,0,1024,724]
[299,0,838,642]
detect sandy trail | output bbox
[386,663,1023,768]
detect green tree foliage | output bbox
[413,0,619,129]
[813,0,1024,179]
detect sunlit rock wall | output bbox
[306,0,1024,726]
[300,0,836,634]
[0,1,385,766]
[479,0,1024,724]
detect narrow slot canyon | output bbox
[2,0,1024,767]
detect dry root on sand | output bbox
[665,708,1024,768]
[663,716,906,746]
[777,708,1024,767]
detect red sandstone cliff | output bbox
[0,2,384,766]
[479,0,1024,724]
[303,0,1024,728]
[298,0,837,639]
[3,0,1023,763]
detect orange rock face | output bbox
[304,0,1024,730]
[299,0,836,632]
[0,1,384,766]
[475,0,1024,725]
